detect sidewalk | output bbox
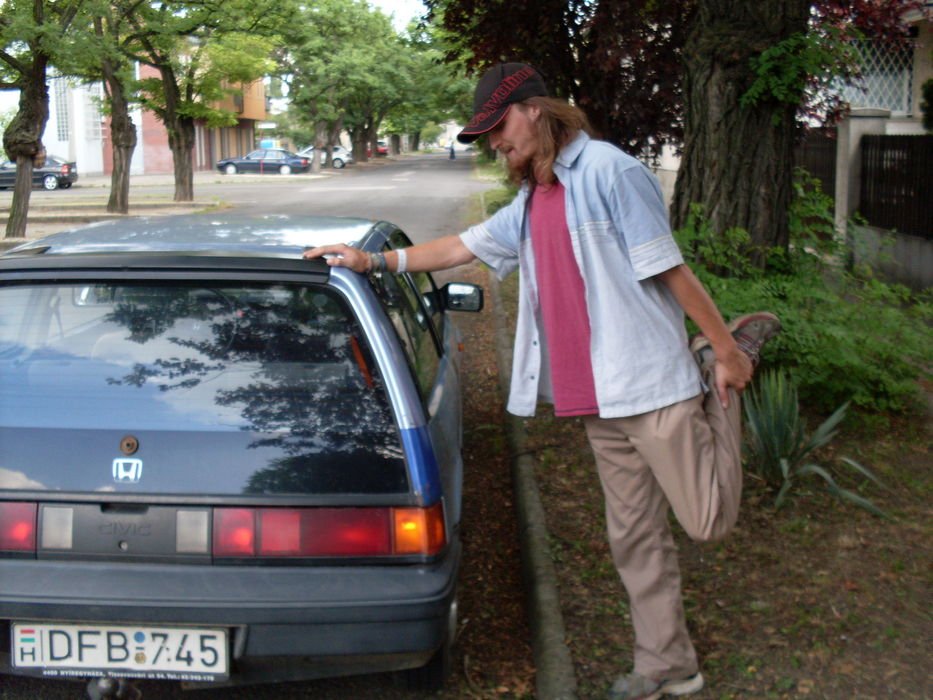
[0,171,239,247]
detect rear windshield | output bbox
[0,281,407,497]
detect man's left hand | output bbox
[714,347,753,408]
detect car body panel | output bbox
[0,214,477,687]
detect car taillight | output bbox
[61,164,70,175]
[212,503,446,558]
[0,502,37,552]
[213,508,255,556]
[301,158,309,166]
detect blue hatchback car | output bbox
[0,215,482,695]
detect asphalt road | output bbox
[6,151,493,245]
[0,152,513,700]
[207,152,495,244]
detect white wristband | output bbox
[395,248,407,273]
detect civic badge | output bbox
[113,458,143,483]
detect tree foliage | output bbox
[428,0,924,255]
[113,0,285,200]
[275,0,471,162]
[426,0,691,158]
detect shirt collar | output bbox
[555,131,590,171]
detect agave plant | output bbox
[743,370,888,517]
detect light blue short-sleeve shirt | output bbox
[461,132,702,418]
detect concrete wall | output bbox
[911,18,932,120]
[851,224,933,290]
[43,79,105,175]
[834,108,891,236]
[835,111,931,290]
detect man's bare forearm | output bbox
[303,234,475,274]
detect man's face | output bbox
[487,104,540,175]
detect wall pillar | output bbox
[834,108,890,239]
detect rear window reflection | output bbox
[0,282,407,496]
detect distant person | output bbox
[304,62,780,700]
[449,142,456,159]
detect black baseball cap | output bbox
[457,63,549,143]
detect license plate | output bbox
[12,623,228,681]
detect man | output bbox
[304,63,780,700]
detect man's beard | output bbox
[504,153,532,184]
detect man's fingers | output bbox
[302,243,346,260]
[716,374,730,409]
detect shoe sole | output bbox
[657,672,704,697]
[727,312,781,337]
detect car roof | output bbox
[3,214,386,259]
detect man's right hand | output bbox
[303,243,371,274]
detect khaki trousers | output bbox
[582,377,742,680]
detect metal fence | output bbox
[860,135,933,240]
[794,128,836,196]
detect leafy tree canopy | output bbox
[426,0,923,156]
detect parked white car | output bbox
[297,145,354,169]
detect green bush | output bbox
[675,171,932,414]
[744,370,888,516]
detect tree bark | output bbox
[3,60,49,239]
[5,155,36,239]
[671,0,810,264]
[98,19,138,215]
[167,117,195,202]
[103,77,137,214]
[311,124,325,173]
[155,64,195,202]
[350,128,367,162]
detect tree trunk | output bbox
[167,117,196,202]
[671,0,810,265]
[312,124,326,173]
[410,132,421,152]
[5,156,35,239]
[97,17,137,214]
[2,59,50,239]
[104,80,137,214]
[350,129,367,162]
[155,65,196,202]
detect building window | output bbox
[840,40,915,115]
[85,85,104,140]
[54,80,69,142]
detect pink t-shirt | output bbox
[529,182,598,416]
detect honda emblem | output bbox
[112,458,143,483]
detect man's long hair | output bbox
[508,96,593,187]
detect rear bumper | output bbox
[0,540,459,683]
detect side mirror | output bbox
[441,282,483,312]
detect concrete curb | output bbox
[487,272,578,700]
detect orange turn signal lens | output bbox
[393,502,446,556]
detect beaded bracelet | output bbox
[368,252,387,274]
